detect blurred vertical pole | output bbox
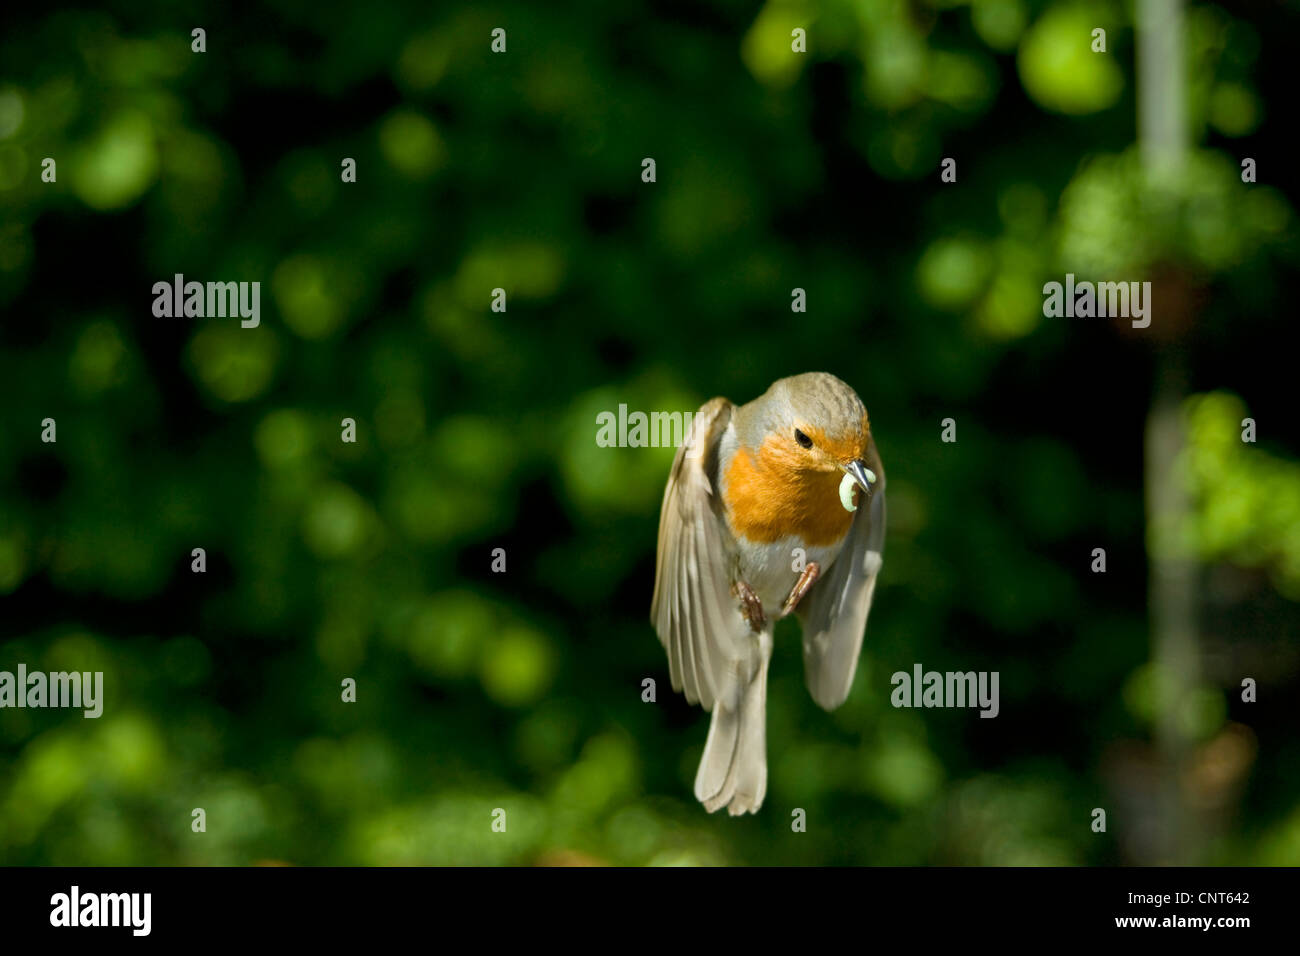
[1138,0,1200,863]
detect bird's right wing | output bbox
[797,438,886,710]
[650,397,757,713]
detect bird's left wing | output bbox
[797,437,886,710]
[650,397,755,713]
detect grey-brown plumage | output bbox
[651,373,886,814]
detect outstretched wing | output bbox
[797,438,886,710]
[650,397,756,713]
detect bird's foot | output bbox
[734,580,766,632]
[780,561,821,618]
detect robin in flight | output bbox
[650,372,886,815]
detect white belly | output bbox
[732,534,848,617]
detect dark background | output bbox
[1,0,1297,865]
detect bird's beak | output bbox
[844,458,876,496]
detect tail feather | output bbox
[694,639,770,816]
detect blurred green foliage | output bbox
[1,0,1298,865]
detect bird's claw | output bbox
[734,580,766,632]
[780,561,821,618]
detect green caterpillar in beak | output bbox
[839,467,876,512]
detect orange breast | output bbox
[723,437,858,547]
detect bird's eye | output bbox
[794,429,813,449]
